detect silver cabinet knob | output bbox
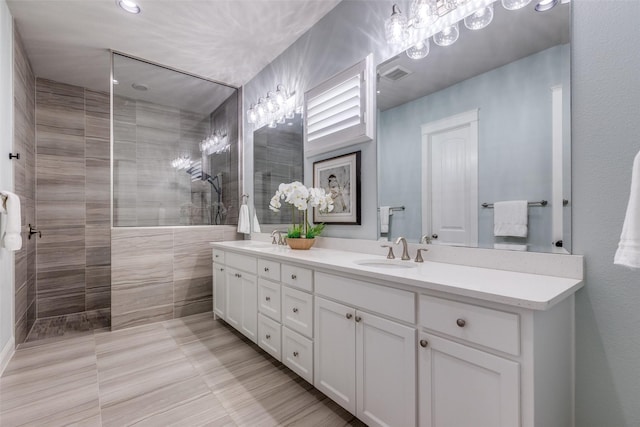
[264,267,269,272]
[355,316,362,323]
[432,234,438,239]
[346,313,353,319]
[291,274,297,280]
[266,334,271,340]
[293,351,299,357]
[220,268,224,271]
[456,318,466,327]
[292,307,299,313]
[419,339,428,348]
[265,296,271,302]
[215,254,219,258]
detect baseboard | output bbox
[0,336,15,376]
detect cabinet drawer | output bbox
[282,286,313,339]
[258,314,282,362]
[419,295,520,356]
[281,264,313,292]
[282,327,313,384]
[315,272,415,324]
[225,252,257,274]
[258,259,281,281]
[258,278,281,322]
[212,249,225,264]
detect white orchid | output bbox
[269,182,334,239]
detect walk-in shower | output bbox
[112,52,240,227]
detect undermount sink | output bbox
[353,259,418,269]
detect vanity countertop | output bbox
[210,240,584,311]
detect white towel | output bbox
[380,206,391,233]
[493,200,528,237]
[1,191,22,251]
[252,210,261,233]
[237,204,250,234]
[493,243,527,251]
[615,150,640,269]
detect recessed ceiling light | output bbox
[132,83,148,91]
[117,0,141,14]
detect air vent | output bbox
[380,66,412,81]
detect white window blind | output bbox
[304,54,374,157]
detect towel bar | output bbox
[377,206,405,212]
[482,200,547,208]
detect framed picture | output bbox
[313,151,361,224]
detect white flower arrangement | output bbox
[269,181,334,238]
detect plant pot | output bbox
[287,237,316,250]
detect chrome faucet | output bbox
[420,234,432,244]
[271,230,285,245]
[394,236,411,260]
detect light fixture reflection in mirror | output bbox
[464,4,494,30]
[501,0,532,10]
[433,22,459,46]
[407,39,430,59]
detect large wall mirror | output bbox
[253,113,304,230]
[377,3,571,253]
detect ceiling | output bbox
[377,3,571,111]
[6,0,342,92]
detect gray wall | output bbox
[0,0,14,356]
[35,78,111,320]
[379,44,570,250]
[13,26,36,344]
[248,0,640,425]
[573,1,640,425]
[243,0,395,240]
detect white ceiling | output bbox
[7,0,342,92]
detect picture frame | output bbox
[313,151,361,225]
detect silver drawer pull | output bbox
[264,267,269,272]
[346,313,353,319]
[419,339,428,348]
[265,296,271,302]
[293,351,299,357]
[292,307,299,313]
[266,334,271,340]
[456,318,466,328]
[355,316,362,323]
[235,273,242,278]
[291,274,297,280]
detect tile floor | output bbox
[0,313,364,426]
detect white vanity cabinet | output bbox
[314,273,417,427]
[224,252,258,343]
[280,263,315,383]
[211,241,582,427]
[417,294,574,427]
[212,249,226,319]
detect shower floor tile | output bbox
[23,309,110,345]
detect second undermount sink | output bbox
[353,259,418,269]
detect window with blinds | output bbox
[304,54,374,157]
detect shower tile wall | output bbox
[35,78,111,320]
[110,226,240,330]
[13,28,36,344]
[113,98,212,226]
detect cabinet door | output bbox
[213,264,226,318]
[356,312,416,427]
[314,297,356,414]
[419,333,520,427]
[240,272,258,343]
[225,268,242,330]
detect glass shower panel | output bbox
[112,53,239,227]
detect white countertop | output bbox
[210,240,584,311]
